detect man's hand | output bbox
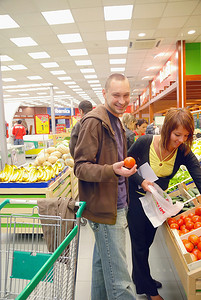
[141,179,154,192]
[113,161,137,177]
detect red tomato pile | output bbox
[167,207,201,236]
[182,234,201,261]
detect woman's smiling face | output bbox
[169,125,189,150]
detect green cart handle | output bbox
[76,201,86,218]
[0,198,10,211]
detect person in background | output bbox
[127,108,201,300]
[74,73,137,300]
[12,120,26,145]
[134,119,148,139]
[146,118,159,135]
[69,100,93,158]
[122,113,136,150]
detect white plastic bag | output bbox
[139,183,184,228]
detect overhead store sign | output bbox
[47,107,72,116]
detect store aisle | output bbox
[75,222,187,300]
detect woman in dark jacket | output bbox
[127,108,201,300]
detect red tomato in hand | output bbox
[124,157,136,169]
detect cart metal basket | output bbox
[0,199,86,300]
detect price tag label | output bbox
[35,114,50,134]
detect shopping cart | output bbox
[0,199,86,300]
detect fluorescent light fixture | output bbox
[57,33,82,43]
[50,70,66,75]
[0,55,13,61]
[41,62,59,68]
[37,92,47,95]
[80,68,95,73]
[73,89,82,91]
[1,66,11,71]
[67,49,88,56]
[75,60,92,66]
[19,93,29,96]
[55,91,65,94]
[90,84,101,87]
[92,87,102,90]
[142,76,153,80]
[41,10,74,25]
[3,95,11,97]
[154,52,169,59]
[64,81,76,85]
[109,59,126,64]
[2,78,16,82]
[188,30,196,35]
[88,80,99,83]
[138,33,146,37]
[10,37,38,47]
[146,66,159,71]
[84,75,97,79]
[9,64,27,70]
[28,52,50,59]
[106,31,129,40]
[111,67,125,72]
[0,15,19,29]
[69,85,79,88]
[27,76,42,80]
[57,76,72,81]
[108,47,128,54]
[104,5,133,21]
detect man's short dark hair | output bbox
[78,100,93,114]
[17,120,22,124]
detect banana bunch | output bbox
[0,161,65,183]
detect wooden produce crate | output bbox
[0,168,72,216]
[162,195,201,300]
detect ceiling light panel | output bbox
[57,76,72,81]
[28,52,50,59]
[0,15,19,29]
[109,59,126,64]
[10,37,38,47]
[75,60,92,66]
[41,10,74,25]
[64,81,76,85]
[80,68,95,73]
[50,70,66,75]
[2,78,16,82]
[84,75,97,79]
[27,76,42,80]
[41,62,59,68]
[104,5,133,21]
[106,31,130,40]
[1,66,11,71]
[57,33,82,43]
[108,47,128,54]
[9,64,27,70]
[111,67,125,72]
[67,49,88,56]
[0,55,13,61]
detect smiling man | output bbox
[74,73,137,300]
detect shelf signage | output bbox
[47,107,72,116]
[159,61,171,83]
[34,114,50,134]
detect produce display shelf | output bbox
[162,195,201,300]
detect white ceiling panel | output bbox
[133,3,167,18]
[0,0,200,107]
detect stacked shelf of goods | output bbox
[162,195,201,300]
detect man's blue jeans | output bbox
[14,139,24,145]
[88,208,135,300]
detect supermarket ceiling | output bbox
[0,0,201,108]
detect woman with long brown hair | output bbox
[127,108,201,300]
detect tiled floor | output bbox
[75,222,188,300]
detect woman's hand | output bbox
[113,161,137,177]
[141,179,154,192]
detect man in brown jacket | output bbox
[74,74,137,300]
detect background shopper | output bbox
[134,118,148,139]
[127,108,201,300]
[122,113,136,150]
[74,74,137,300]
[69,100,93,158]
[12,120,26,145]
